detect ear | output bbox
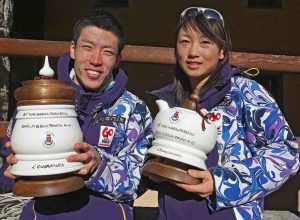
[70,41,76,59]
[219,49,224,60]
[114,54,121,68]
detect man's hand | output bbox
[3,141,18,179]
[67,142,101,175]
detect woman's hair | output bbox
[72,9,125,54]
[173,12,232,105]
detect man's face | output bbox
[70,25,120,91]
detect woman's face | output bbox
[176,25,224,92]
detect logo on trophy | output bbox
[10,56,84,197]
[142,95,218,184]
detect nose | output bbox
[188,43,200,58]
[90,50,102,66]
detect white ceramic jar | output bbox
[147,100,217,169]
[11,104,83,176]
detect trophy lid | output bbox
[14,56,77,106]
[39,55,54,78]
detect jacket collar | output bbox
[57,52,128,113]
[150,64,242,110]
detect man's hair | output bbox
[72,9,125,54]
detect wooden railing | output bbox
[0,37,300,146]
[1,38,300,72]
[0,121,8,139]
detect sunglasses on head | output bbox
[180,7,224,27]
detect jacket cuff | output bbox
[84,147,107,186]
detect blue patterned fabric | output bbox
[57,52,154,203]
[150,64,299,220]
[207,76,299,219]
[84,89,154,201]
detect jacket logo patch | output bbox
[208,111,223,134]
[91,115,126,127]
[218,98,232,106]
[98,126,115,147]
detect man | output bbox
[1,9,153,219]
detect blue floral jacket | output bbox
[150,64,299,220]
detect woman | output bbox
[143,7,299,220]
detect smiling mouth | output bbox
[186,61,202,70]
[87,69,101,79]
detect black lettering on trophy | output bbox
[36,163,65,169]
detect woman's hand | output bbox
[3,141,19,179]
[174,169,214,198]
[67,142,101,175]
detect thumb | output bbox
[187,169,207,179]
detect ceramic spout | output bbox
[156,100,170,111]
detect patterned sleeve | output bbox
[85,101,153,202]
[207,78,299,211]
[0,113,16,190]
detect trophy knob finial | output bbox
[181,93,200,110]
[39,55,54,78]
[190,93,200,103]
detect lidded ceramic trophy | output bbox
[10,56,84,197]
[142,94,218,184]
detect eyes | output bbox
[179,38,212,46]
[201,40,212,45]
[102,50,116,56]
[80,43,117,56]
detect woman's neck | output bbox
[189,74,211,94]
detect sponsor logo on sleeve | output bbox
[98,126,115,147]
[208,111,223,134]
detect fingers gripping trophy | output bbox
[142,94,218,184]
[10,56,84,197]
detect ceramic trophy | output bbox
[10,56,84,197]
[142,95,218,184]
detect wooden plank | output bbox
[296,137,300,147]
[0,38,70,57]
[122,45,175,65]
[231,52,300,73]
[0,121,8,139]
[0,38,300,73]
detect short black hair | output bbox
[72,9,125,54]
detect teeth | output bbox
[87,70,99,75]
